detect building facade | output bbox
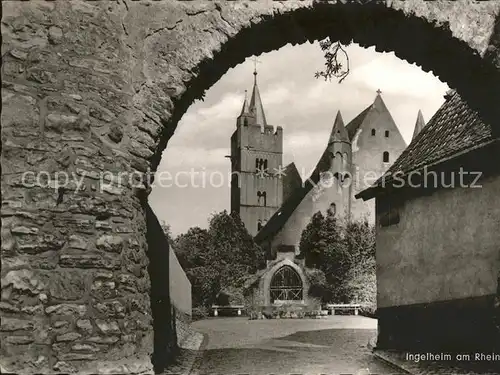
[357,90,500,351]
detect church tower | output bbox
[230,69,284,236]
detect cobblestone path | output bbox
[189,316,403,375]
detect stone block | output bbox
[55,332,82,342]
[59,253,121,270]
[5,335,34,345]
[86,335,119,344]
[0,317,34,332]
[45,303,87,317]
[48,26,63,44]
[1,269,46,295]
[68,234,88,250]
[96,235,124,253]
[91,279,117,300]
[95,319,121,335]
[46,269,87,301]
[95,300,126,318]
[45,113,90,133]
[71,343,100,353]
[76,319,93,334]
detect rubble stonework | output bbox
[1,0,500,373]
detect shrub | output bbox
[192,306,209,321]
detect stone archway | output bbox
[2,1,500,373]
[270,265,304,303]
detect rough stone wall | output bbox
[2,0,500,373]
[173,309,192,348]
[1,2,152,374]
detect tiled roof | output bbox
[357,91,496,200]
[346,105,371,140]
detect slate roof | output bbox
[357,91,497,200]
[248,72,267,126]
[282,162,303,203]
[346,106,371,140]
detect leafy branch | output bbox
[315,38,350,83]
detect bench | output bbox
[325,303,361,316]
[211,305,244,317]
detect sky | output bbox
[148,41,450,236]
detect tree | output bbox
[174,227,210,270]
[174,210,265,309]
[160,221,174,244]
[298,211,325,268]
[298,210,376,307]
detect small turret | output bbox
[237,90,251,126]
[329,110,350,144]
[412,110,426,141]
[240,90,250,116]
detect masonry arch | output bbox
[261,259,309,306]
[270,265,304,303]
[2,1,500,374]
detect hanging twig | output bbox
[315,38,350,83]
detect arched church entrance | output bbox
[270,266,304,303]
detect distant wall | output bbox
[145,205,192,368]
[169,246,192,318]
[271,179,350,253]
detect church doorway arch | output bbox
[270,266,304,303]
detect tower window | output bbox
[257,191,267,206]
[263,159,268,170]
[257,220,263,231]
[244,118,248,126]
[383,151,390,163]
[371,129,376,136]
[255,159,259,170]
[385,130,389,137]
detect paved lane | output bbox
[190,316,401,375]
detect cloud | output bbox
[349,53,449,99]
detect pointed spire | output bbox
[372,89,389,112]
[239,90,250,116]
[329,111,349,143]
[412,110,425,141]
[249,70,267,127]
